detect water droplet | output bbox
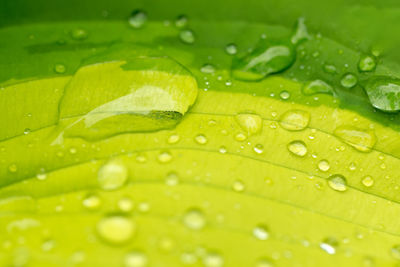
[291,17,311,44]
[195,134,208,145]
[71,29,88,40]
[232,180,245,192]
[323,64,337,74]
[167,134,180,144]
[175,15,188,28]
[364,76,400,112]
[219,146,227,154]
[128,10,147,29]
[97,159,128,190]
[125,251,148,267]
[165,172,179,186]
[183,208,205,230]
[179,29,195,44]
[334,126,376,152]
[235,113,263,136]
[42,239,55,251]
[36,172,47,180]
[136,154,147,163]
[391,245,400,260]
[235,132,247,141]
[8,164,17,173]
[158,150,172,163]
[118,197,134,212]
[54,64,66,74]
[253,225,269,240]
[137,202,150,213]
[158,237,175,251]
[302,80,333,95]
[362,176,374,187]
[225,43,238,55]
[318,160,330,172]
[358,55,376,72]
[279,110,310,131]
[203,252,224,267]
[201,64,216,74]
[320,237,338,255]
[256,258,274,267]
[328,174,347,192]
[97,216,135,244]
[253,144,264,154]
[232,39,295,81]
[82,194,101,210]
[279,90,290,100]
[287,141,307,157]
[340,73,358,88]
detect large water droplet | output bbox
[179,29,195,44]
[358,55,376,72]
[328,174,347,192]
[279,110,310,131]
[364,76,400,112]
[183,208,206,230]
[232,39,295,81]
[235,113,263,136]
[287,140,307,157]
[340,73,358,88]
[128,10,147,29]
[302,80,333,95]
[97,216,135,245]
[97,159,128,191]
[334,125,376,152]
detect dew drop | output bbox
[323,64,337,74]
[287,140,307,157]
[118,197,134,212]
[253,144,264,154]
[320,237,338,255]
[125,251,148,267]
[183,208,206,230]
[340,73,358,88]
[165,172,179,186]
[82,194,101,210]
[195,134,208,145]
[256,258,274,267]
[167,134,180,144]
[302,80,333,95]
[71,28,88,40]
[362,176,374,187]
[253,225,269,240]
[54,64,66,74]
[203,252,224,267]
[334,126,376,152]
[179,29,195,44]
[391,245,400,260]
[358,55,376,72]
[97,159,128,191]
[279,110,310,131]
[232,180,245,192]
[8,164,17,173]
[225,43,238,55]
[328,174,347,192]
[279,90,290,100]
[235,113,263,136]
[235,132,247,141]
[97,216,135,244]
[318,160,330,172]
[201,64,216,74]
[158,151,173,163]
[128,10,147,29]
[175,15,188,28]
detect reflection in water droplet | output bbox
[128,10,147,29]
[287,141,307,157]
[334,125,376,152]
[318,160,330,172]
[125,251,148,267]
[97,159,128,191]
[253,225,269,240]
[183,208,205,230]
[302,80,333,95]
[358,55,376,72]
[362,176,374,187]
[180,29,195,44]
[320,237,338,255]
[225,43,238,55]
[235,113,263,136]
[340,73,358,88]
[279,110,310,131]
[328,174,347,192]
[201,64,216,74]
[97,216,135,244]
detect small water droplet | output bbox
[320,237,338,255]
[253,225,269,240]
[362,176,374,187]
[235,113,263,136]
[125,251,148,267]
[137,202,150,213]
[203,252,224,267]
[253,144,264,154]
[358,55,376,72]
[287,140,307,157]
[71,29,88,40]
[232,180,245,192]
[201,64,216,74]
[328,174,347,192]
[82,194,101,210]
[42,239,55,252]
[175,15,188,28]
[158,151,173,163]
[183,208,205,230]
[179,29,195,44]
[323,64,337,74]
[279,90,290,100]
[225,43,238,55]
[235,132,247,141]
[136,154,147,163]
[391,245,400,260]
[97,216,135,244]
[36,172,47,181]
[279,110,310,131]
[219,146,227,154]
[256,258,274,267]
[165,172,179,186]
[340,73,358,88]
[8,164,17,173]
[334,126,376,152]
[302,80,333,95]
[318,160,330,172]
[118,197,134,212]
[167,134,180,144]
[54,64,66,74]
[97,159,128,191]
[195,134,208,145]
[128,10,147,29]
